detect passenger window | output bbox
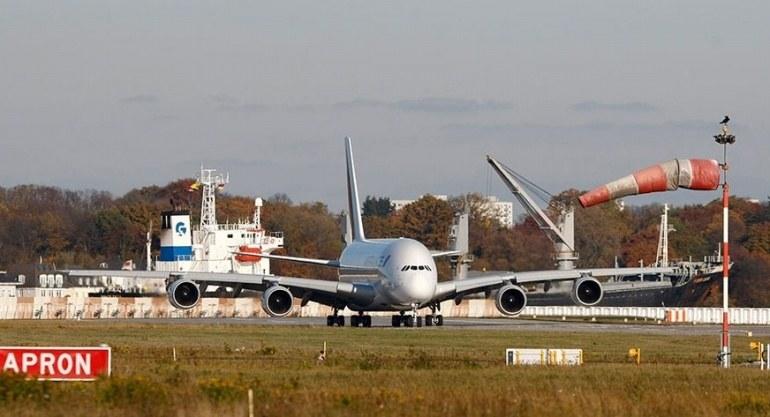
[401,266,409,271]
[411,266,418,270]
[425,266,432,271]
[418,266,425,270]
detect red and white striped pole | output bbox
[714,118,735,368]
[720,181,730,368]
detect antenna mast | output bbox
[198,168,229,231]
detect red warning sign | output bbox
[0,346,111,381]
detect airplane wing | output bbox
[65,269,374,309]
[430,250,463,258]
[432,266,676,302]
[232,251,374,270]
[233,252,342,267]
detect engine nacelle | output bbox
[167,279,201,310]
[495,285,527,316]
[261,286,294,317]
[570,276,603,306]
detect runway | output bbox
[110,316,770,336]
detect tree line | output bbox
[0,181,768,306]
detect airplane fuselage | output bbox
[339,238,437,311]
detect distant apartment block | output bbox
[391,194,514,228]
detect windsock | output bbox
[579,159,721,208]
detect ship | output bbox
[13,167,285,298]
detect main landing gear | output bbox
[326,310,345,327]
[390,304,444,327]
[326,310,372,327]
[351,312,372,328]
[425,303,444,327]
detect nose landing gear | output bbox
[392,311,418,327]
[390,304,443,328]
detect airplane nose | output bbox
[401,274,435,301]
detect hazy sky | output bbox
[1,1,768,212]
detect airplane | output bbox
[68,137,674,327]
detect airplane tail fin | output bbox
[345,137,366,241]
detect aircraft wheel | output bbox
[363,315,372,328]
[425,314,433,326]
[436,315,444,326]
[351,315,360,327]
[336,315,345,327]
[391,315,401,327]
[416,316,423,328]
[326,315,335,327]
[405,316,415,328]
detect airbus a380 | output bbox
[69,137,673,327]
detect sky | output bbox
[1,1,768,213]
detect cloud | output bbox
[333,98,387,110]
[334,97,513,113]
[571,101,657,113]
[119,94,159,104]
[208,94,269,113]
[440,119,715,139]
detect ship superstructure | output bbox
[155,168,284,275]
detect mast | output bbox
[198,168,229,231]
[655,204,675,267]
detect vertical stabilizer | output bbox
[345,137,366,241]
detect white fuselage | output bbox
[338,238,437,311]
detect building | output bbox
[391,194,449,212]
[391,194,515,228]
[484,196,515,228]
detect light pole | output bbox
[714,117,735,368]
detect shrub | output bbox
[0,372,50,404]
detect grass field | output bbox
[1,320,770,417]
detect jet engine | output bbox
[261,286,294,317]
[570,276,603,306]
[167,279,201,309]
[495,285,527,316]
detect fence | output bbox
[1,296,769,324]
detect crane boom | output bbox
[487,155,577,270]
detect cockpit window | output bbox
[401,265,433,272]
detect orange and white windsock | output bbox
[579,159,721,208]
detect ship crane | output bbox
[487,156,578,270]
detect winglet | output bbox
[345,137,366,241]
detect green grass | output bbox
[1,320,769,417]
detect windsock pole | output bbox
[714,121,735,368]
[720,181,730,368]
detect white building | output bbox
[391,195,515,228]
[391,194,448,212]
[484,196,515,228]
